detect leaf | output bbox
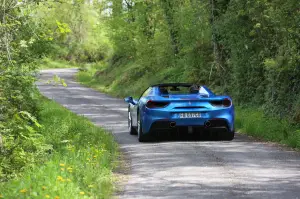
[19,111,42,128]
[19,40,28,48]
[254,23,261,29]
[25,125,36,133]
[61,79,67,87]
[61,140,71,143]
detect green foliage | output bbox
[0,0,50,180]
[0,1,119,196]
[0,67,50,180]
[0,99,118,198]
[214,0,300,121]
[103,0,215,91]
[235,107,300,148]
[0,0,114,182]
[99,0,299,123]
[33,0,112,62]
[0,108,52,180]
[77,0,299,147]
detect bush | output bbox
[0,99,118,198]
[0,66,47,181]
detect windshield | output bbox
[159,85,199,95]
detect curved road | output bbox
[38,69,300,199]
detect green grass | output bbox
[76,61,300,149]
[39,58,78,69]
[0,99,118,199]
[235,107,300,148]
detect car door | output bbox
[132,87,152,126]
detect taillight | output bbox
[146,101,170,108]
[210,98,231,107]
[222,98,231,107]
[210,100,223,107]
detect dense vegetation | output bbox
[1,0,44,181]
[77,0,299,146]
[100,0,300,123]
[0,1,117,197]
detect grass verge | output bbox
[235,107,300,148]
[0,98,118,199]
[76,64,300,149]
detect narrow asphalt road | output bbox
[38,69,300,199]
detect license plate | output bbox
[179,112,201,118]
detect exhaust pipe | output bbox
[204,121,211,128]
[170,122,176,128]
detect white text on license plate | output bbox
[179,113,201,118]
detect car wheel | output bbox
[128,110,137,135]
[137,113,148,142]
[225,131,235,141]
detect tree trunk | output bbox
[160,0,179,55]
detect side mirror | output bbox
[124,96,135,104]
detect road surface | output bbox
[38,68,300,199]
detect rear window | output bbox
[159,85,199,95]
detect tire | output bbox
[225,131,235,141]
[128,109,137,135]
[137,113,149,142]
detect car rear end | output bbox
[142,95,234,139]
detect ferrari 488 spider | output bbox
[125,83,234,142]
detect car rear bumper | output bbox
[141,108,234,135]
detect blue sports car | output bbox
[125,83,235,142]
